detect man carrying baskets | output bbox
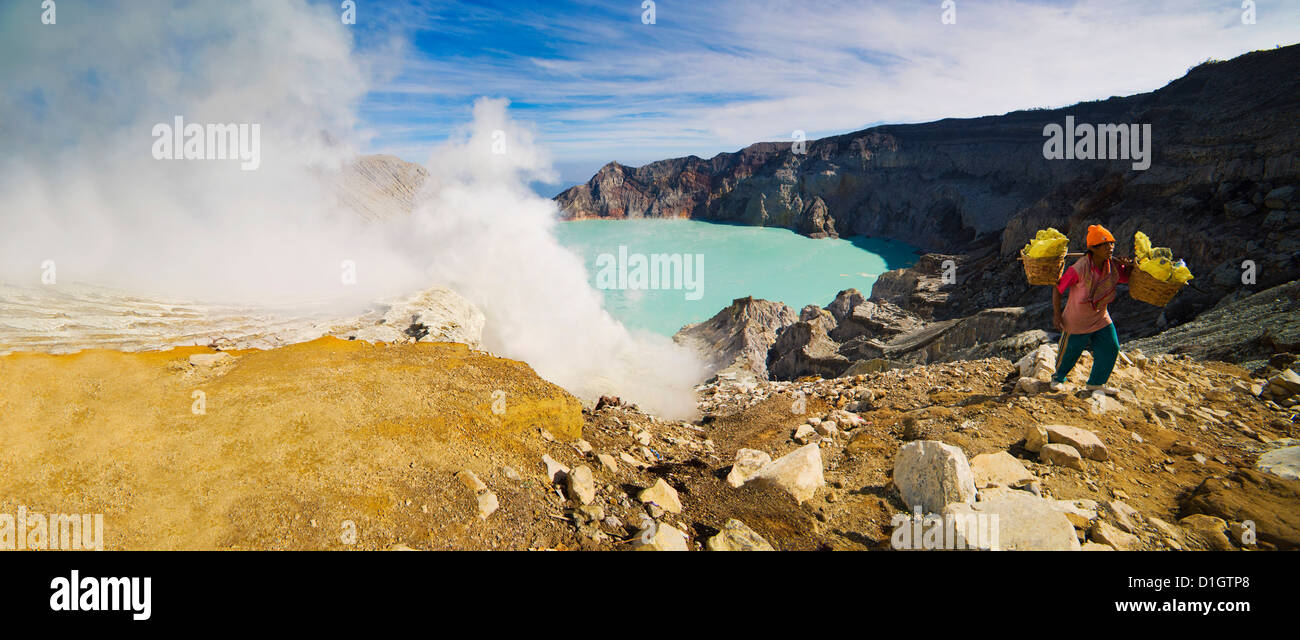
[1049,224,1134,393]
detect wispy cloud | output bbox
[352,0,1298,181]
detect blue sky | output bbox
[342,0,1299,189]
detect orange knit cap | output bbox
[1086,224,1115,247]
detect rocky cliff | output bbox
[559,45,1300,332]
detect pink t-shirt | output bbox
[1057,257,1130,334]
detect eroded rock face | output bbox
[766,319,851,381]
[1125,280,1300,365]
[1183,470,1300,549]
[825,289,925,343]
[560,47,1300,340]
[673,296,798,382]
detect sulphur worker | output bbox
[1050,224,1133,393]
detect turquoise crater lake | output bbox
[554,219,919,336]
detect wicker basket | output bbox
[1021,251,1066,286]
[1129,267,1183,306]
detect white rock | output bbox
[1016,344,1058,381]
[815,420,838,437]
[1090,521,1140,550]
[1044,424,1109,461]
[943,491,1080,550]
[455,470,487,494]
[752,443,825,504]
[343,286,486,348]
[567,465,597,505]
[638,478,683,513]
[634,522,689,551]
[1257,445,1300,480]
[476,491,499,519]
[893,440,976,514]
[1024,425,1049,453]
[595,453,618,473]
[969,451,1032,488]
[1049,498,1099,528]
[1089,392,1123,414]
[1015,377,1047,394]
[706,519,775,551]
[1039,443,1084,470]
[188,352,234,367]
[619,451,647,469]
[793,423,817,444]
[541,454,569,483]
[1107,501,1142,533]
[726,448,772,488]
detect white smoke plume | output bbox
[0,1,705,417]
[388,97,706,418]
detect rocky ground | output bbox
[525,346,1299,551]
[3,324,1297,551]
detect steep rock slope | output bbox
[558,46,1300,329]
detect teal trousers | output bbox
[1052,323,1119,386]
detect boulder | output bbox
[793,423,817,444]
[1039,443,1085,470]
[1257,446,1300,480]
[726,448,772,488]
[969,451,1033,488]
[943,491,1081,551]
[1016,344,1058,381]
[638,478,684,514]
[706,519,776,551]
[1182,470,1300,549]
[1107,501,1143,533]
[1088,392,1124,414]
[1049,498,1099,529]
[1177,514,1235,551]
[1015,377,1049,394]
[1090,521,1140,550]
[634,522,689,551]
[1024,425,1049,453]
[595,453,618,473]
[1044,424,1109,461]
[1264,185,1296,209]
[751,443,825,504]
[893,440,977,513]
[567,465,597,505]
